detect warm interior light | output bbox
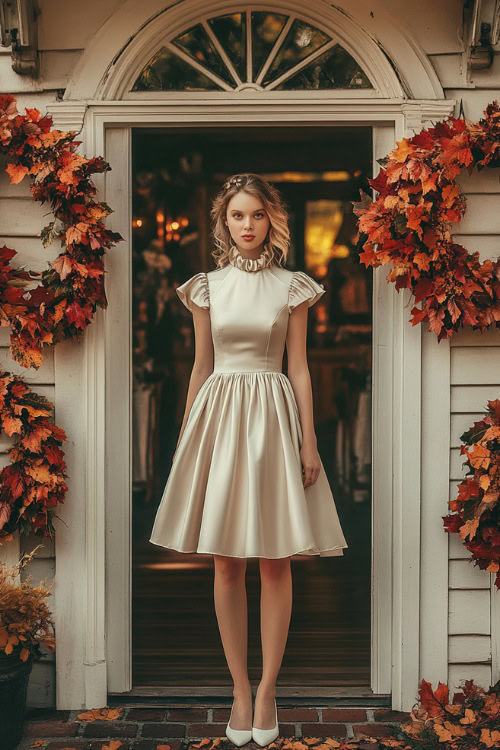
[215,171,351,183]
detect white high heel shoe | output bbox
[225,698,253,746]
[252,697,279,747]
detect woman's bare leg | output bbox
[213,554,252,729]
[253,556,292,729]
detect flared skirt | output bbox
[149,371,348,558]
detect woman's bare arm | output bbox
[176,302,214,448]
[285,301,321,487]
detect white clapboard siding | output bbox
[451,384,500,411]
[0,81,59,706]
[449,559,491,589]
[0,197,53,236]
[446,127,500,690]
[451,347,500,383]
[448,300,500,688]
[449,635,491,663]
[449,590,490,634]
[449,663,493,692]
[449,531,474,561]
[444,88,500,121]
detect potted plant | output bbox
[0,543,56,749]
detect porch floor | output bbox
[18,702,411,750]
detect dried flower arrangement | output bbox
[0,544,56,662]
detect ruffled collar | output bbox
[228,243,274,273]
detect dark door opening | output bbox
[131,125,373,693]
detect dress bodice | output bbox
[176,258,325,374]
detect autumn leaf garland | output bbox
[0,93,123,369]
[443,399,500,589]
[352,100,500,341]
[0,93,123,539]
[0,373,68,541]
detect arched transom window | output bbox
[132,9,373,92]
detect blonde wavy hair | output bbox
[209,173,290,269]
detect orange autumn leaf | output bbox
[76,707,123,722]
[479,474,491,490]
[459,517,479,541]
[480,728,500,747]
[468,443,491,470]
[482,425,500,441]
[392,138,414,162]
[441,183,460,208]
[51,254,74,281]
[6,162,29,184]
[432,723,454,742]
[482,490,498,505]
[102,742,122,750]
[65,222,89,247]
[2,414,23,435]
[39,130,70,147]
[25,463,54,485]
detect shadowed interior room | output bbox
[131,125,373,692]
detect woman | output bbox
[150,173,348,746]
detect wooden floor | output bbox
[132,440,371,690]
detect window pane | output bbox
[262,18,330,86]
[132,46,223,91]
[274,44,373,90]
[208,13,246,81]
[172,23,235,86]
[251,11,288,80]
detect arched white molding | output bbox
[64,0,444,102]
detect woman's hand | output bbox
[299,441,321,488]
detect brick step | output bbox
[16,705,412,750]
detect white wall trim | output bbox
[45,95,455,711]
[420,332,451,692]
[492,572,500,685]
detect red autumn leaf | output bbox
[418,679,449,717]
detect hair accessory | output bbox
[224,175,245,191]
[228,243,274,273]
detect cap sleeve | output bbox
[176,272,210,312]
[288,271,326,312]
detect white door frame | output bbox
[47,96,455,712]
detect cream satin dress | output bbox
[149,244,348,559]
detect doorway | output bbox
[130,124,373,691]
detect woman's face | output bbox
[225,191,271,254]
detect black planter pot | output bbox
[0,651,33,750]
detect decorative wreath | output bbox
[443,400,500,589]
[352,100,500,341]
[0,94,123,541]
